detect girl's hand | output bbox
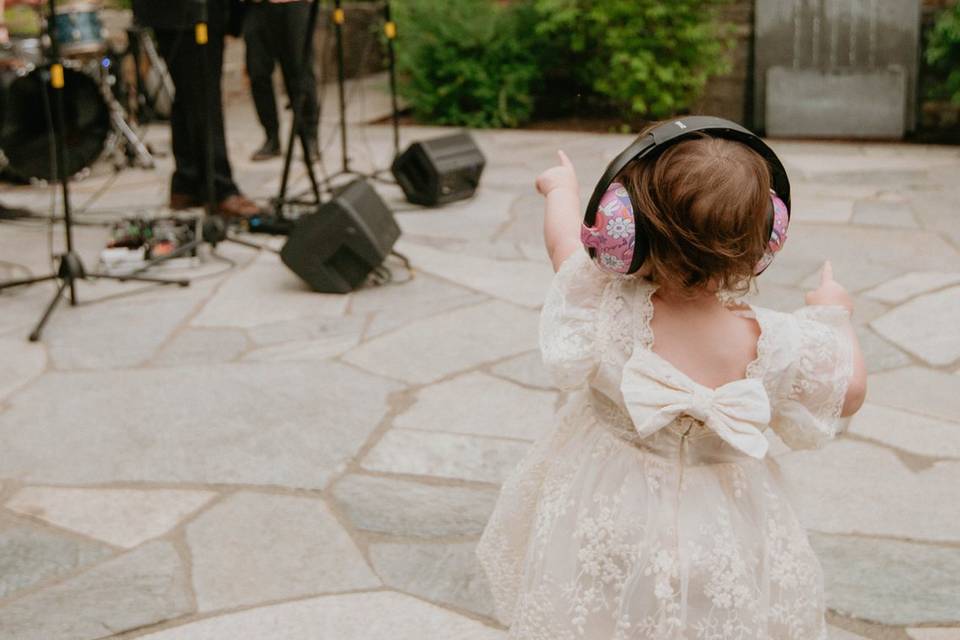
[536,150,579,198]
[805,261,854,314]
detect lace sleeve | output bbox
[539,250,610,390]
[769,305,854,449]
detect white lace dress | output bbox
[476,251,853,640]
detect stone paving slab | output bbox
[2,89,960,638]
[343,300,539,384]
[332,474,499,539]
[0,514,113,599]
[6,487,216,549]
[813,533,960,626]
[780,439,960,542]
[135,591,504,640]
[187,492,380,612]
[0,540,191,640]
[0,361,399,489]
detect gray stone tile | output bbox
[864,271,960,304]
[852,198,919,228]
[812,533,960,626]
[395,189,513,242]
[779,439,960,542]
[191,252,348,328]
[243,333,361,362]
[362,429,528,484]
[187,492,379,612]
[907,629,960,639]
[784,224,960,273]
[370,542,494,617]
[348,272,486,339]
[396,240,554,309]
[42,282,214,371]
[0,361,399,489]
[798,258,904,295]
[867,366,960,422]
[827,626,872,640]
[7,487,216,549]
[0,540,191,640]
[0,338,45,402]
[848,404,960,459]
[871,286,960,366]
[489,350,555,390]
[855,326,913,373]
[0,516,113,599]
[331,474,498,539]
[395,372,556,441]
[246,314,367,347]
[791,193,855,223]
[152,328,249,366]
[343,300,539,384]
[135,591,505,640]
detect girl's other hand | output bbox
[805,261,854,314]
[536,150,579,197]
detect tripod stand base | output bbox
[0,251,190,342]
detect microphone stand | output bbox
[272,0,324,216]
[130,0,268,274]
[0,0,188,342]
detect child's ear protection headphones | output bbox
[581,116,791,276]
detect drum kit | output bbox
[0,1,163,182]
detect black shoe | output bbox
[251,138,281,162]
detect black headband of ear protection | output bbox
[583,116,792,275]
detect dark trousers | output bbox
[243,1,320,144]
[155,28,239,201]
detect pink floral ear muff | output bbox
[582,183,790,276]
[581,117,792,276]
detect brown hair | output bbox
[620,130,772,297]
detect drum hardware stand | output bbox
[101,79,156,170]
[126,26,174,125]
[0,0,188,343]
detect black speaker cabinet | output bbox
[280,179,401,294]
[391,132,486,207]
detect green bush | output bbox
[393,0,542,128]
[926,2,960,104]
[533,0,733,119]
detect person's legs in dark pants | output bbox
[244,4,282,160]
[155,27,257,215]
[275,1,320,157]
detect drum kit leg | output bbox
[0,1,166,182]
[0,0,187,342]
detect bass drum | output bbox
[0,65,109,181]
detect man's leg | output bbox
[155,29,201,203]
[244,4,281,160]
[276,1,320,153]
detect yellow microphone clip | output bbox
[333,8,345,25]
[50,63,65,89]
[195,22,209,45]
[384,21,397,40]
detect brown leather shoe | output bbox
[169,192,201,210]
[217,194,261,218]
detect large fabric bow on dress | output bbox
[620,352,772,459]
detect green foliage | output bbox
[393,0,542,128]
[926,2,960,104]
[533,0,733,119]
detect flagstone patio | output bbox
[1,68,959,640]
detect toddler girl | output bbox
[477,125,866,640]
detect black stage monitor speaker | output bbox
[280,179,401,294]
[391,132,486,207]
